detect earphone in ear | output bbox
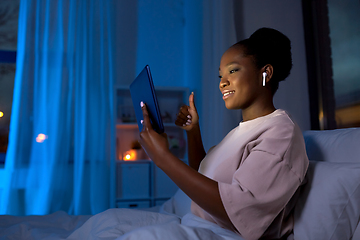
[262,72,267,87]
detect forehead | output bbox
[220,46,255,69]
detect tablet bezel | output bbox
[129,65,164,134]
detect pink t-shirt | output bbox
[191,109,309,240]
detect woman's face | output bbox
[218,46,262,110]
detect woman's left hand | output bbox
[138,101,170,165]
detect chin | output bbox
[225,103,238,110]
[224,100,244,110]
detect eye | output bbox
[229,68,239,74]
[218,75,223,79]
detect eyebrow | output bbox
[219,62,240,71]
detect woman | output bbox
[139,27,309,240]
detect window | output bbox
[302,0,360,130]
[0,0,19,164]
[328,0,360,128]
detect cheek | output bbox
[231,77,258,101]
[232,77,249,92]
[235,73,258,90]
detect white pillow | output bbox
[303,128,360,163]
[294,161,360,240]
[160,189,191,217]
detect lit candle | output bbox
[123,149,137,161]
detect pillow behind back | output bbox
[293,161,360,240]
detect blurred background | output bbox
[0,0,359,215]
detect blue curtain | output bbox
[0,0,116,215]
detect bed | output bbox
[1,128,360,240]
[0,195,241,240]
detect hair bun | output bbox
[234,27,293,94]
[250,27,292,84]
[250,28,291,49]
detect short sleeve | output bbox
[219,128,307,239]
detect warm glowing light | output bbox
[36,133,48,143]
[122,150,137,161]
[0,111,3,118]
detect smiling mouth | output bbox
[223,91,235,99]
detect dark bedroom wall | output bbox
[236,0,311,131]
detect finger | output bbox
[175,111,191,125]
[140,101,152,130]
[176,110,190,121]
[189,92,197,111]
[174,119,183,126]
[176,117,192,126]
[175,119,192,127]
[179,105,191,116]
[175,111,192,125]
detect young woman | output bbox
[139,27,309,240]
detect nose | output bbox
[219,78,229,89]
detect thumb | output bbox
[188,92,197,111]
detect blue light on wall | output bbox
[136,0,185,87]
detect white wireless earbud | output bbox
[262,72,267,87]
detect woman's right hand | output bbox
[175,92,199,131]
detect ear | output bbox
[262,64,274,85]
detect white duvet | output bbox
[0,190,243,240]
[0,209,243,240]
[68,209,242,240]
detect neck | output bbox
[241,102,276,122]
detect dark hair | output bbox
[234,27,292,94]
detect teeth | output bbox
[223,91,234,96]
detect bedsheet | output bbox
[0,208,244,240]
[0,211,91,240]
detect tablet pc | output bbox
[130,65,164,134]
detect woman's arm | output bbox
[139,102,231,226]
[156,150,231,226]
[175,92,206,170]
[186,123,206,170]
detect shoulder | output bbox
[251,110,304,157]
[258,109,298,139]
[257,110,308,178]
